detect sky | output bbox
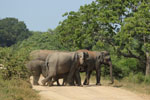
[0,0,94,32]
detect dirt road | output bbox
[31,76,149,100]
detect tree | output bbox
[56,0,128,51]
[116,2,150,75]
[17,31,65,50]
[0,17,31,47]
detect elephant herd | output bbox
[26,49,114,86]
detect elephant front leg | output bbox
[33,75,40,85]
[41,75,51,86]
[74,70,81,86]
[83,70,92,85]
[96,67,101,85]
[62,76,67,86]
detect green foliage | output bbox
[0,47,30,79]
[17,31,65,50]
[126,72,150,84]
[112,56,138,79]
[115,2,150,75]
[0,17,31,47]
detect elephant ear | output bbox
[83,52,89,60]
[98,52,104,63]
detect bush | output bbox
[126,72,150,84]
[0,47,30,80]
[17,32,66,50]
[144,76,150,84]
[112,55,138,79]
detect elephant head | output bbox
[76,51,89,65]
[97,51,114,84]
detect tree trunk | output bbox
[146,52,150,76]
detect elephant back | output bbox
[30,50,57,61]
[77,49,96,59]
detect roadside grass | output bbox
[112,79,150,95]
[81,73,150,95]
[0,77,40,100]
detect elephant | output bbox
[26,60,46,85]
[26,59,67,86]
[78,50,114,85]
[27,50,67,86]
[41,51,88,86]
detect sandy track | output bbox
[30,76,149,100]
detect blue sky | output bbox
[0,0,94,32]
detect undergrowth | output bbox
[0,76,40,100]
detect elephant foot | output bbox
[65,83,70,86]
[78,84,83,87]
[83,82,89,85]
[96,83,101,86]
[33,81,39,85]
[33,82,39,85]
[65,83,74,86]
[57,84,61,86]
[41,80,46,86]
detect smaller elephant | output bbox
[26,59,67,86]
[26,60,46,85]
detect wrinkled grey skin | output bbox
[94,51,113,85]
[42,51,87,86]
[28,50,63,85]
[78,50,113,85]
[30,50,56,61]
[26,60,46,85]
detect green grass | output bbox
[0,77,40,100]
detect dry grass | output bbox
[113,79,150,94]
[0,78,40,100]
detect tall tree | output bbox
[0,17,31,47]
[116,2,150,75]
[56,0,127,50]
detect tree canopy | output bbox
[0,18,31,47]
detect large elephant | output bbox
[78,50,114,85]
[42,51,88,86]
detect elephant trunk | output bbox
[109,61,114,84]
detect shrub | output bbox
[126,72,150,84]
[0,47,30,80]
[112,55,138,79]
